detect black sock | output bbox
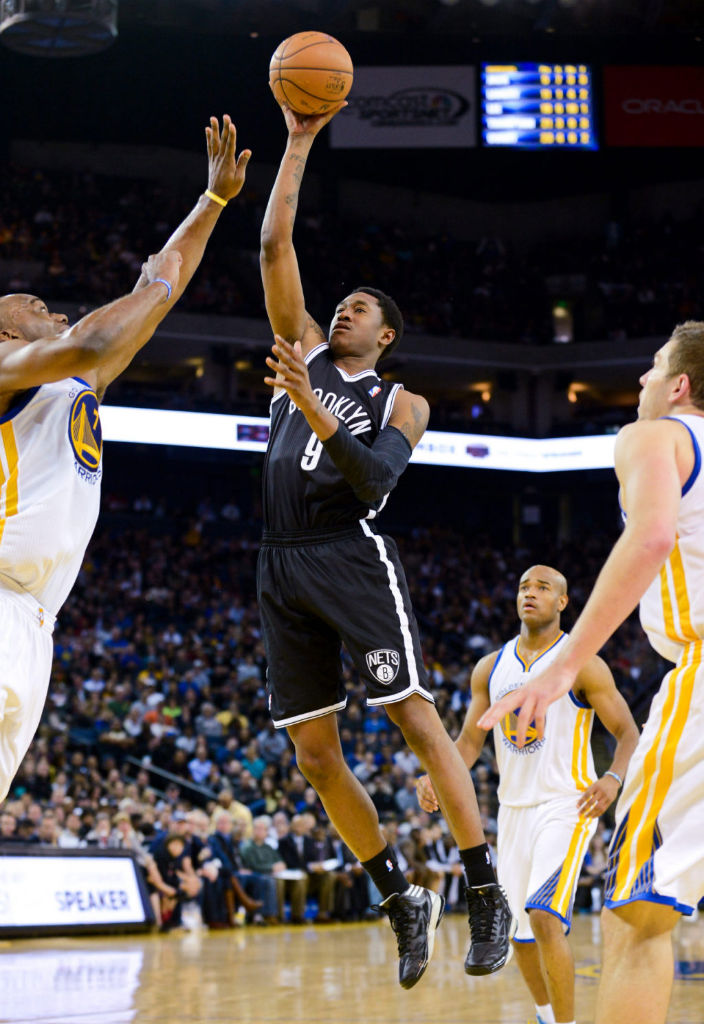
[362,845,411,901]
[460,843,496,887]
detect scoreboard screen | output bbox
[481,63,598,149]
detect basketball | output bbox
[269,31,353,116]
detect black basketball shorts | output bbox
[257,522,435,728]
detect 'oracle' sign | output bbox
[605,66,704,146]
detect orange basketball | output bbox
[269,31,353,116]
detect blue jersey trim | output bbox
[72,376,94,389]
[662,416,701,497]
[524,901,572,934]
[488,645,506,688]
[515,631,566,672]
[568,689,590,709]
[604,892,695,917]
[0,386,40,423]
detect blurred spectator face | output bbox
[166,836,185,860]
[217,789,233,809]
[273,813,289,839]
[65,813,82,836]
[38,813,58,844]
[215,812,232,836]
[0,813,16,837]
[291,815,306,837]
[252,818,269,844]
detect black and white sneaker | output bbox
[378,885,445,989]
[463,883,516,975]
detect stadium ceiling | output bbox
[118,0,699,39]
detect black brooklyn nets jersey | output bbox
[263,342,403,532]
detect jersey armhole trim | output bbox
[568,689,590,709]
[487,645,506,688]
[0,386,40,423]
[662,416,701,497]
[304,341,330,366]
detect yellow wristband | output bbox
[205,189,228,208]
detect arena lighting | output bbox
[0,0,117,57]
[99,405,617,473]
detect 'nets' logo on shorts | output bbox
[366,649,400,684]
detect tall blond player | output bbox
[479,319,704,1024]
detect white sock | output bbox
[535,1006,555,1024]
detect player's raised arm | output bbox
[417,652,496,814]
[260,99,345,354]
[478,418,681,744]
[0,250,182,396]
[94,115,250,396]
[572,655,639,818]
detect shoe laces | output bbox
[465,885,505,943]
[378,897,414,957]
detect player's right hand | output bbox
[273,96,348,138]
[416,773,440,814]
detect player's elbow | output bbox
[632,522,677,563]
[353,467,396,504]
[260,232,289,264]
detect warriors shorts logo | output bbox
[366,649,400,684]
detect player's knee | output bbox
[294,744,343,788]
[529,908,564,942]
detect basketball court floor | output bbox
[0,912,702,1024]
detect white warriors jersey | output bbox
[0,377,102,617]
[639,414,704,663]
[488,632,596,808]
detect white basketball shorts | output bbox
[605,641,704,916]
[0,587,54,803]
[498,794,597,942]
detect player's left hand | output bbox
[477,661,575,745]
[576,774,620,818]
[206,114,251,202]
[265,335,316,409]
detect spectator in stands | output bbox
[207,811,269,924]
[58,811,86,849]
[253,814,307,924]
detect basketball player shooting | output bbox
[0,116,250,806]
[417,565,638,1024]
[258,94,513,989]
[478,323,704,1024]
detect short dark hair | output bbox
[668,321,704,410]
[352,286,404,361]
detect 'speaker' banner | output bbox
[604,66,704,147]
[0,850,151,933]
[330,66,476,149]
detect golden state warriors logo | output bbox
[68,390,102,474]
[496,684,545,754]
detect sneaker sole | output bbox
[463,912,518,977]
[401,892,446,990]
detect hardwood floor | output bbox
[0,911,702,1023]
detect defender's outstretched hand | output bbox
[206,114,251,202]
[477,661,575,746]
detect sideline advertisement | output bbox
[329,65,476,148]
[604,66,704,146]
[0,849,152,935]
[100,405,617,473]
